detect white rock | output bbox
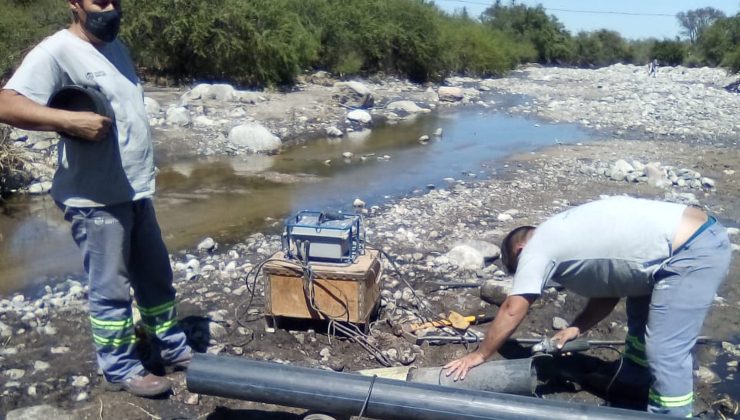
[166,106,190,126]
[552,317,569,330]
[347,109,372,124]
[418,135,430,142]
[206,84,236,101]
[454,240,501,261]
[75,392,88,402]
[342,152,354,159]
[445,245,484,270]
[694,366,720,384]
[497,213,513,222]
[228,123,281,153]
[438,86,465,102]
[197,237,216,251]
[12,295,24,303]
[353,198,366,208]
[143,97,160,116]
[645,162,669,188]
[71,376,89,388]
[51,346,70,354]
[701,177,715,188]
[326,126,343,137]
[27,182,52,195]
[386,101,430,114]
[726,227,739,237]
[33,361,50,372]
[4,369,25,380]
[434,128,444,137]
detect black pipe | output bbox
[187,354,657,420]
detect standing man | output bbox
[0,0,191,397]
[444,196,731,417]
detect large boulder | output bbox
[386,101,430,114]
[479,278,512,306]
[454,239,501,261]
[228,123,281,153]
[445,244,484,270]
[206,84,236,102]
[143,97,160,116]
[166,106,190,126]
[438,86,464,102]
[335,81,374,109]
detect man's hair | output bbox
[500,226,535,274]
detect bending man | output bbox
[444,196,731,417]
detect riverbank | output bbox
[1,65,739,418]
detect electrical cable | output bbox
[590,345,624,405]
[357,374,378,420]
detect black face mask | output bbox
[83,8,122,43]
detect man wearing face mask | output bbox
[0,0,192,397]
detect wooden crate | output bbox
[263,250,382,324]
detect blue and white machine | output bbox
[282,211,365,264]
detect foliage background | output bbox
[1,0,738,87]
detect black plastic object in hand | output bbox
[47,85,114,140]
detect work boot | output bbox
[108,373,172,397]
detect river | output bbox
[0,107,591,295]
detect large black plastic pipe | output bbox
[187,354,657,420]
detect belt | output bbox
[674,215,716,254]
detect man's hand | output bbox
[443,351,485,381]
[552,326,580,349]
[63,111,112,142]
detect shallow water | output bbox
[0,108,592,295]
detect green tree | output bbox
[481,1,573,64]
[651,39,686,66]
[677,7,726,44]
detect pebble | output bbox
[33,361,50,372]
[71,376,89,388]
[51,347,70,354]
[27,385,37,397]
[5,369,25,380]
[552,317,569,330]
[75,391,88,402]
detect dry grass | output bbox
[0,124,29,195]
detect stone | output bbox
[143,97,160,116]
[438,86,465,102]
[166,106,190,126]
[434,128,444,137]
[347,109,372,124]
[694,366,720,384]
[326,126,343,137]
[645,162,669,188]
[353,198,366,209]
[342,152,354,159]
[197,237,216,252]
[335,81,374,109]
[75,391,88,402]
[208,322,227,339]
[27,182,52,195]
[71,375,89,388]
[33,361,50,372]
[228,123,281,153]
[418,135,430,142]
[206,84,236,102]
[497,213,513,222]
[6,405,76,420]
[479,279,512,306]
[453,239,501,261]
[700,177,715,188]
[385,101,430,114]
[5,369,25,380]
[552,317,569,330]
[445,245,484,270]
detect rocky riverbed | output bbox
[2,65,740,419]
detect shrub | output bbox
[651,39,686,66]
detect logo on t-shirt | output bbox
[85,71,107,80]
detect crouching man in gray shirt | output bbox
[444,196,731,417]
[0,0,191,397]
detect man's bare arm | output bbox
[0,89,111,141]
[552,297,620,348]
[443,294,535,380]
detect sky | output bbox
[435,0,740,40]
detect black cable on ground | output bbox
[357,374,378,419]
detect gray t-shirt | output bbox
[510,196,686,298]
[4,29,154,207]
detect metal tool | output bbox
[531,337,591,354]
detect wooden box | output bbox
[263,250,382,324]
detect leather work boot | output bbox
[108,373,172,397]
